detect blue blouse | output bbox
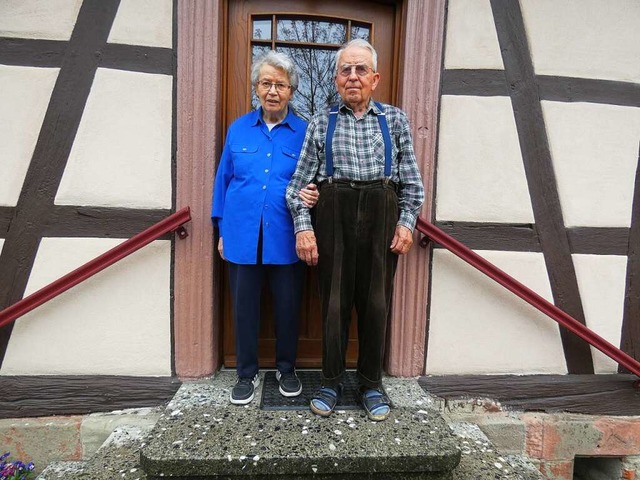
[211,108,308,264]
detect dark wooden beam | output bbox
[619,148,640,370]
[0,207,12,237]
[433,222,540,252]
[441,69,509,96]
[441,69,640,108]
[47,206,173,238]
[420,374,640,416]
[537,75,640,108]
[491,0,593,374]
[431,222,630,256]
[0,37,174,75]
[0,375,181,418]
[567,227,630,256]
[101,43,174,75]
[0,37,66,67]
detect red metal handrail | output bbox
[416,217,640,378]
[0,207,191,329]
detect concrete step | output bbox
[138,372,457,479]
[38,371,545,480]
[449,422,543,479]
[37,425,151,480]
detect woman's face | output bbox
[255,65,293,119]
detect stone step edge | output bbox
[37,424,153,480]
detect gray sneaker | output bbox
[276,370,302,397]
[230,374,260,405]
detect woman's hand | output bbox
[217,237,225,260]
[299,183,319,208]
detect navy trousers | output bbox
[315,180,399,390]
[228,261,305,379]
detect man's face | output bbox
[335,46,380,109]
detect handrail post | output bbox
[0,207,191,328]
[416,217,640,379]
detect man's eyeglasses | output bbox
[257,80,291,93]
[338,64,373,77]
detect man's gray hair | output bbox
[250,50,299,92]
[334,39,378,75]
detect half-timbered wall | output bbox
[0,0,175,376]
[427,0,640,374]
[1,0,639,417]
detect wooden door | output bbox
[222,0,399,368]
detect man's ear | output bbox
[371,72,381,91]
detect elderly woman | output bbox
[212,51,317,405]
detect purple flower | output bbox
[0,452,35,480]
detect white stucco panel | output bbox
[573,254,627,374]
[0,65,59,207]
[56,68,172,209]
[426,249,567,374]
[108,0,173,48]
[543,101,640,228]
[436,95,534,223]
[444,0,503,70]
[0,238,171,376]
[520,0,640,82]
[0,0,82,40]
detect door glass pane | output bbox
[277,19,346,45]
[351,23,370,41]
[253,19,272,40]
[251,45,274,110]
[280,46,341,121]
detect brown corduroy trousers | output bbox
[315,180,399,390]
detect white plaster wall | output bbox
[520,0,640,83]
[543,101,640,228]
[573,254,628,374]
[436,95,534,223]
[0,238,171,376]
[0,65,59,207]
[0,0,82,41]
[108,0,173,48]
[444,0,503,70]
[56,68,172,209]
[426,249,568,374]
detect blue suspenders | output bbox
[325,102,392,182]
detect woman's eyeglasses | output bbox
[338,64,373,77]
[257,80,291,93]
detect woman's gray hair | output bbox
[334,39,378,75]
[250,50,299,92]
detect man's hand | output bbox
[217,237,225,260]
[296,230,318,265]
[299,183,319,208]
[390,225,413,255]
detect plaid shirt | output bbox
[286,99,425,232]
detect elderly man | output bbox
[286,39,424,421]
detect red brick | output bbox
[538,459,574,480]
[592,418,640,456]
